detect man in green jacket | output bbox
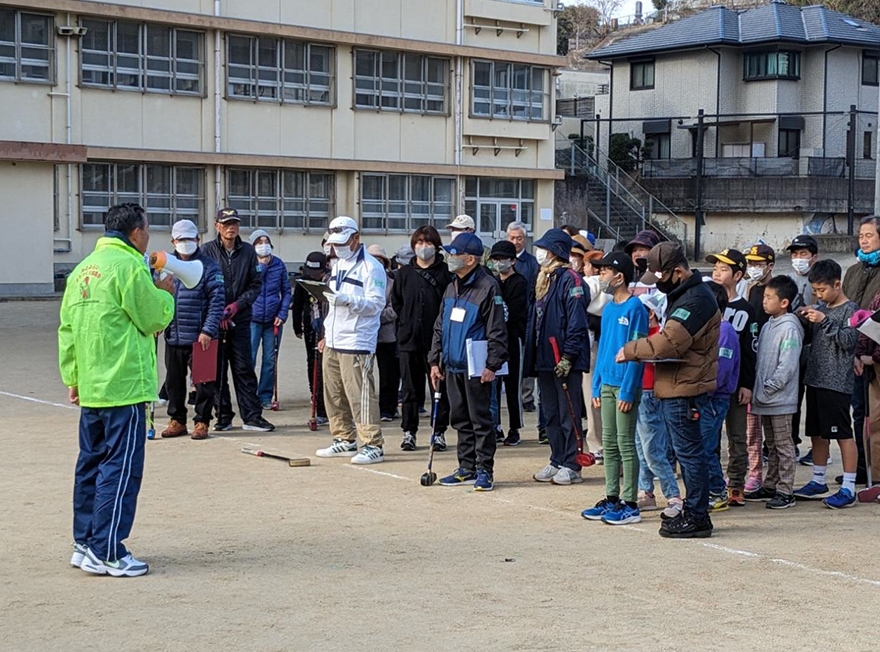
[59,203,175,577]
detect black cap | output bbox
[215,207,241,223]
[301,251,327,280]
[787,234,818,255]
[705,248,747,275]
[594,251,635,284]
[490,240,517,259]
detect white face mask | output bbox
[323,243,333,257]
[535,248,551,267]
[334,242,358,261]
[175,240,197,256]
[791,258,810,275]
[747,265,765,282]
[255,243,272,257]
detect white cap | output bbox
[326,216,359,244]
[249,229,271,245]
[638,292,666,322]
[171,219,198,240]
[446,214,475,231]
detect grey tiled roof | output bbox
[587,1,880,60]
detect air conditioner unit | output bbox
[57,25,88,37]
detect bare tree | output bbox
[590,0,625,28]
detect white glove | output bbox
[332,293,353,307]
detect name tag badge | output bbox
[451,307,466,323]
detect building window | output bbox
[630,59,654,90]
[472,60,548,121]
[227,35,334,105]
[644,133,670,159]
[743,50,800,81]
[865,131,874,160]
[80,19,203,94]
[863,52,879,86]
[778,129,801,158]
[354,50,447,114]
[0,9,53,83]
[226,169,334,231]
[464,177,535,236]
[81,163,203,228]
[360,174,455,232]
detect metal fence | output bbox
[643,156,876,180]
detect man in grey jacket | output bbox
[746,275,804,510]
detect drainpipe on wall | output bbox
[53,12,74,253]
[707,46,721,158]
[454,0,464,213]
[822,44,841,156]
[214,0,223,222]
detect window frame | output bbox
[360,173,456,234]
[778,128,801,159]
[862,51,879,87]
[79,18,205,96]
[224,167,336,233]
[629,58,655,91]
[0,9,55,84]
[79,163,205,229]
[353,48,449,116]
[470,59,549,122]
[644,132,670,160]
[743,49,801,81]
[464,177,536,236]
[864,130,874,160]
[226,34,336,107]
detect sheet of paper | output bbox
[540,208,553,222]
[192,339,218,385]
[858,314,880,345]
[466,339,509,378]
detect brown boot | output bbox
[191,422,209,440]
[161,419,188,438]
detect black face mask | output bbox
[635,257,648,276]
[655,273,680,295]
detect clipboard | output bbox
[296,278,334,303]
[466,339,509,378]
[192,339,218,384]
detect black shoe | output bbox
[214,419,233,432]
[766,492,796,510]
[503,429,521,447]
[836,472,868,485]
[495,426,505,443]
[744,486,776,502]
[659,512,713,539]
[538,428,549,445]
[401,431,417,451]
[243,416,275,432]
[523,401,536,413]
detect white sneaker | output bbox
[316,439,358,458]
[551,467,583,485]
[351,445,385,465]
[80,547,149,577]
[533,464,559,482]
[70,543,87,568]
[661,497,684,520]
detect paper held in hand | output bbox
[466,339,509,378]
[858,308,880,345]
[296,279,334,303]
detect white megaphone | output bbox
[148,251,204,289]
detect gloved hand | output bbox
[332,293,353,307]
[852,309,872,328]
[554,357,572,378]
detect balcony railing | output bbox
[643,156,877,180]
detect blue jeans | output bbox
[635,390,680,499]
[660,394,710,518]
[701,393,731,496]
[250,321,282,405]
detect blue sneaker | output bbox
[474,469,494,491]
[601,502,642,525]
[439,468,477,486]
[824,487,856,510]
[581,498,619,521]
[793,480,831,500]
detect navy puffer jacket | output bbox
[164,249,225,346]
[252,255,292,324]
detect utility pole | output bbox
[694,108,706,259]
[848,104,856,236]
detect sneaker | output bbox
[161,419,187,438]
[594,451,604,465]
[538,428,549,445]
[709,492,729,513]
[766,492,796,509]
[380,413,394,422]
[533,464,559,483]
[551,467,583,485]
[440,468,477,486]
[70,543,87,568]
[315,439,358,457]
[602,502,642,525]
[191,422,209,440]
[659,512,713,539]
[824,487,856,510]
[503,429,521,447]
[523,401,536,413]
[315,416,329,426]
[744,486,776,502]
[581,498,619,521]
[214,419,233,432]
[793,480,831,500]
[728,489,745,507]
[157,398,169,407]
[418,406,428,415]
[744,476,762,493]
[638,492,658,511]
[432,432,447,452]
[494,426,505,443]
[661,497,684,519]
[243,416,275,432]
[401,432,417,451]
[799,449,832,466]
[474,469,494,491]
[80,548,149,577]
[351,445,385,465]
[261,403,274,411]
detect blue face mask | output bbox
[858,249,880,266]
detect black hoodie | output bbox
[391,256,453,352]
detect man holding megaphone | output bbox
[159,220,225,440]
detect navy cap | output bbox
[444,233,484,256]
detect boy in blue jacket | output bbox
[582,252,648,525]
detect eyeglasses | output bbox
[328,226,356,235]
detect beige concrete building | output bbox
[0,0,564,295]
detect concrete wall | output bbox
[678,211,805,257]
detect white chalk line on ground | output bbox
[7,388,880,589]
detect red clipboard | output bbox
[192,339,218,385]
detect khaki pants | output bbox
[323,347,383,448]
[584,338,603,455]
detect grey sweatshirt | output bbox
[751,312,804,416]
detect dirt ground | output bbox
[3,297,880,652]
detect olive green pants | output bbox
[600,384,641,503]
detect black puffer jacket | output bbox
[201,235,263,323]
[391,256,452,352]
